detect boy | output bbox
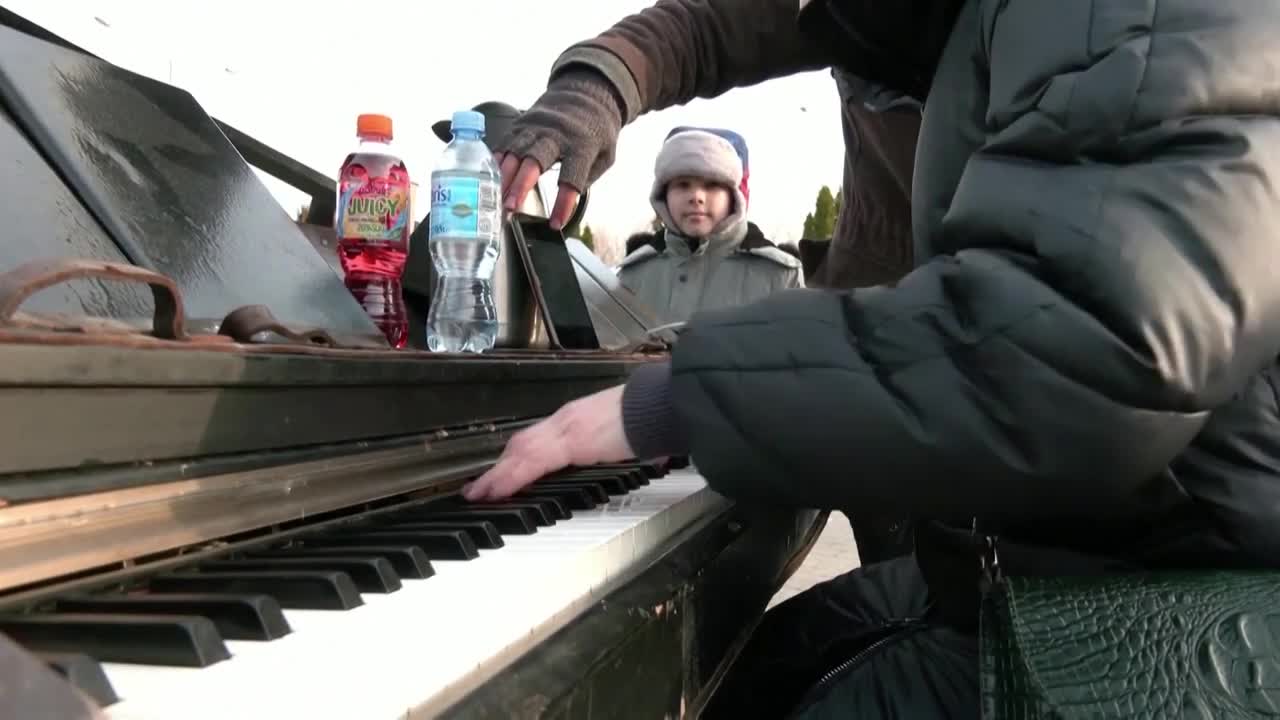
[618,127,802,325]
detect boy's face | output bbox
[665,176,733,238]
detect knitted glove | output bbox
[493,69,625,192]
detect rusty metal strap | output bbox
[217,304,337,347]
[0,258,667,356]
[0,258,339,348]
[0,258,185,339]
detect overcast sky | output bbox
[9,0,846,249]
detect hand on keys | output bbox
[463,385,633,501]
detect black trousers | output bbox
[702,555,978,719]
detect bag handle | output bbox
[0,258,185,339]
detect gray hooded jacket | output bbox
[618,221,803,326]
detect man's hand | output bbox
[495,153,583,232]
[462,385,633,501]
[490,70,624,230]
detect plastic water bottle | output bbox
[335,113,410,348]
[426,110,502,353]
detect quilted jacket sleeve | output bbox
[667,2,1280,519]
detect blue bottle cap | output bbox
[451,110,486,136]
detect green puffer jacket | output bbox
[610,0,1280,610]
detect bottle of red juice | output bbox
[335,113,411,348]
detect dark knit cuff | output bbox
[621,362,688,460]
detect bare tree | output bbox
[592,227,624,266]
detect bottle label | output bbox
[338,173,410,242]
[429,176,499,240]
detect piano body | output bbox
[0,11,827,720]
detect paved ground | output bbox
[769,511,859,608]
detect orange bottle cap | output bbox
[357,113,393,139]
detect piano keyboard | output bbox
[2,463,725,719]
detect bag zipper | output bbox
[785,519,996,718]
[785,617,927,718]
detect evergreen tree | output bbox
[579,224,595,251]
[802,186,840,239]
[802,212,817,239]
[813,185,838,238]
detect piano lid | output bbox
[0,24,385,347]
[0,103,153,323]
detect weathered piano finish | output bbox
[0,10,826,719]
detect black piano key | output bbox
[531,480,614,502]
[532,479,606,502]
[432,500,555,526]
[572,466,648,486]
[487,497,567,522]
[565,469,643,489]
[0,614,228,667]
[149,571,363,611]
[311,531,479,561]
[460,489,565,517]
[38,652,119,706]
[537,477,624,497]
[617,470,645,489]
[249,547,435,580]
[201,558,401,594]
[552,468,637,489]
[571,461,663,478]
[375,521,504,549]
[517,486,597,511]
[415,508,537,535]
[510,496,571,520]
[665,455,691,470]
[54,594,290,641]
[437,494,568,523]
[635,461,666,478]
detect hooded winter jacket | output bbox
[618,222,802,325]
[557,0,1280,618]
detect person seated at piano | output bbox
[467,0,1280,717]
[615,127,803,325]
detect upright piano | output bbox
[0,10,826,719]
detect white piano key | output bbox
[101,468,725,720]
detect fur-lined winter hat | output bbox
[650,128,750,235]
[661,126,750,206]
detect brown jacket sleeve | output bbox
[549,0,836,122]
[811,99,921,289]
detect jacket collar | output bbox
[618,222,782,269]
[652,221,774,253]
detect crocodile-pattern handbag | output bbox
[979,570,1280,719]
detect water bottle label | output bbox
[430,176,499,240]
[337,173,411,242]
